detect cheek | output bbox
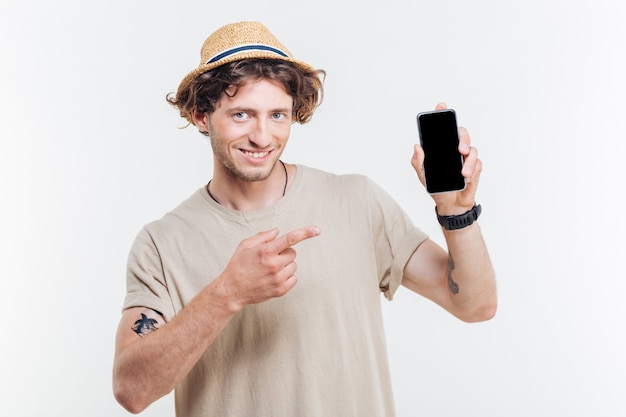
[210,120,242,141]
[274,123,292,141]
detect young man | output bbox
[113,21,497,417]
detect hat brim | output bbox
[176,53,316,98]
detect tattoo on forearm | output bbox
[132,313,159,337]
[447,255,459,295]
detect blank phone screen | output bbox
[417,110,465,194]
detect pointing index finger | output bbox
[272,226,321,252]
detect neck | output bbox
[207,161,290,211]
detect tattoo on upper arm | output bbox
[132,312,160,337]
[447,255,459,295]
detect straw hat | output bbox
[176,21,315,96]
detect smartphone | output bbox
[416,109,465,194]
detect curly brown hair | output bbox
[166,59,325,131]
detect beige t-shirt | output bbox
[124,165,428,417]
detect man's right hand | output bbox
[216,226,321,311]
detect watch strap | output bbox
[436,204,482,230]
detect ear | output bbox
[192,110,209,131]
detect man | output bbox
[113,21,496,416]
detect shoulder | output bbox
[293,166,399,215]
[298,165,376,191]
[141,187,209,237]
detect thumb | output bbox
[411,144,425,183]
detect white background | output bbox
[1,1,625,416]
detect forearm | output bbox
[113,278,240,413]
[114,226,319,412]
[442,222,497,322]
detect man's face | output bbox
[200,78,293,182]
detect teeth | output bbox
[243,151,268,159]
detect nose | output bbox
[248,118,272,148]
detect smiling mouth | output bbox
[241,150,271,159]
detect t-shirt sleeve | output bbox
[122,227,176,321]
[366,178,429,301]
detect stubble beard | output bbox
[210,136,279,183]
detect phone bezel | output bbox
[416,109,466,194]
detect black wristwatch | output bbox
[436,204,482,230]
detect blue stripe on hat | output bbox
[206,44,289,64]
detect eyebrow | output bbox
[227,106,292,114]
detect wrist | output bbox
[210,275,245,315]
[433,201,475,216]
[436,204,482,230]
